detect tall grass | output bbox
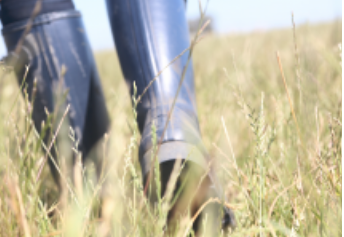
[0,20,341,236]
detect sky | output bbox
[0,0,342,57]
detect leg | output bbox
[2,7,109,191]
[106,0,235,232]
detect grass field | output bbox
[0,20,342,236]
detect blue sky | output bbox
[0,0,342,56]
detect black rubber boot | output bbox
[106,0,235,232]
[2,9,110,188]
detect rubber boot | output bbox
[106,0,235,232]
[2,9,110,189]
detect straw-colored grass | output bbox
[0,20,341,236]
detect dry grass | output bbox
[0,20,341,236]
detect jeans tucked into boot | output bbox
[2,9,110,186]
[106,0,235,229]
[1,0,236,231]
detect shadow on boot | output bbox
[144,160,236,235]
